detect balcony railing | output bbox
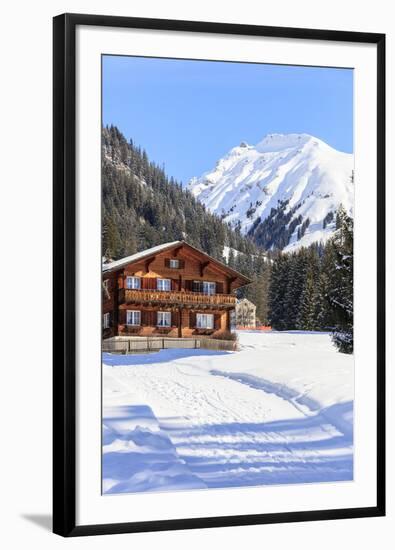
[123,289,236,307]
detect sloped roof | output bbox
[102,240,252,284]
[102,241,181,272]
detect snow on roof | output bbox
[102,241,181,272]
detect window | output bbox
[157,278,171,291]
[103,312,110,329]
[193,281,216,294]
[166,258,184,269]
[196,313,214,329]
[126,276,141,290]
[203,281,216,295]
[126,310,141,326]
[192,280,202,293]
[157,311,171,327]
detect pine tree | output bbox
[315,270,332,329]
[269,253,291,329]
[327,206,354,353]
[227,248,235,268]
[102,213,122,259]
[317,240,338,330]
[254,264,271,325]
[297,269,317,330]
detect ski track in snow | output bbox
[102,332,353,494]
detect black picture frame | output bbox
[53,13,386,537]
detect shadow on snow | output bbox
[102,348,230,367]
[102,402,353,493]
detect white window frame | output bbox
[126,276,141,290]
[157,311,171,327]
[157,278,171,291]
[196,313,214,329]
[203,281,216,295]
[103,312,110,329]
[126,310,141,326]
[169,259,180,268]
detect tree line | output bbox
[267,206,353,353]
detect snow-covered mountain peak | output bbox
[188,133,354,252]
[255,132,313,152]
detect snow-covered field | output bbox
[102,331,354,495]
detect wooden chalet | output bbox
[102,240,251,340]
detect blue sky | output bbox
[102,55,353,185]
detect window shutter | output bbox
[189,311,197,328]
[140,310,147,326]
[185,279,192,291]
[216,282,224,294]
[119,309,126,325]
[171,310,179,327]
[143,310,155,326]
[165,258,170,268]
[214,314,221,330]
[171,279,178,291]
[178,259,185,269]
[148,278,157,290]
[142,278,157,290]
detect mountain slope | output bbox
[101,126,259,262]
[188,134,354,251]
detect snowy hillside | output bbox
[188,134,354,252]
[102,331,353,494]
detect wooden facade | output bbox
[102,241,251,340]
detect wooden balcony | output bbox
[123,289,236,308]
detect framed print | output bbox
[53,13,386,536]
